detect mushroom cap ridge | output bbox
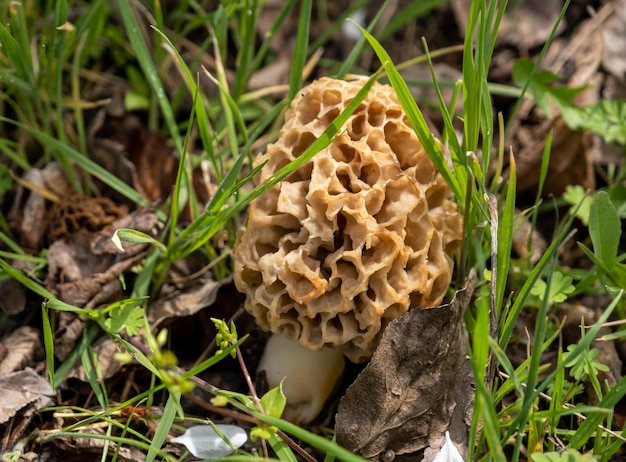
[234,77,463,363]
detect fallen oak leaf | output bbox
[335,270,477,459]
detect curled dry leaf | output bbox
[0,326,42,375]
[45,210,159,307]
[148,275,228,329]
[89,114,211,214]
[43,210,159,363]
[8,162,75,250]
[0,367,53,424]
[335,270,476,459]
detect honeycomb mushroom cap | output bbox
[234,77,463,363]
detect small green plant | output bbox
[579,192,626,289]
[531,271,576,304]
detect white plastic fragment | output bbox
[432,432,464,462]
[170,424,247,459]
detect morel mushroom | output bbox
[234,77,463,423]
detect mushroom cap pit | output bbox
[234,77,463,363]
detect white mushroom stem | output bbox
[257,334,345,425]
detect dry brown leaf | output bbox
[0,326,42,375]
[512,210,548,264]
[89,114,211,217]
[45,210,159,307]
[0,367,53,424]
[0,279,26,315]
[248,53,292,91]
[451,0,564,49]
[515,117,596,197]
[601,0,626,78]
[50,426,147,462]
[8,162,75,250]
[335,271,477,459]
[88,114,177,204]
[148,275,228,329]
[68,337,125,381]
[43,210,159,361]
[55,312,87,361]
[506,11,605,197]
[497,0,565,50]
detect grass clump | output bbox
[1,1,625,461]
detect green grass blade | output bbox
[473,380,507,461]
[502,289,623,446]
[232,0,260,99]
[167,97,196,248]
[41,302,56,389]
[488,336,523,394]
[251,413,367,462]
[0,117,149,206]
[145,393,179,462]
[54,323,100,387]
[499,223,578,349]
[168,101,286,262]
[117,0,182,153]
[81,343,108,409]
[570,364,626,449]
[467,275,505,461]
[495,153,516,319]
[589,192,621,270]
[152,27,218,173]
[205,64,249,151]
[461,1,482,154]
[529,130,552,250]
[548,347,566,431]
[510,263,557,460]
[505,0,571,132]
[356,25,463,200]
[288,0,311,101]
[1,7,34,85]
[249,0,298,80]
[0,258,56,300]
[267,433,298,462]
[421,38,463,156]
